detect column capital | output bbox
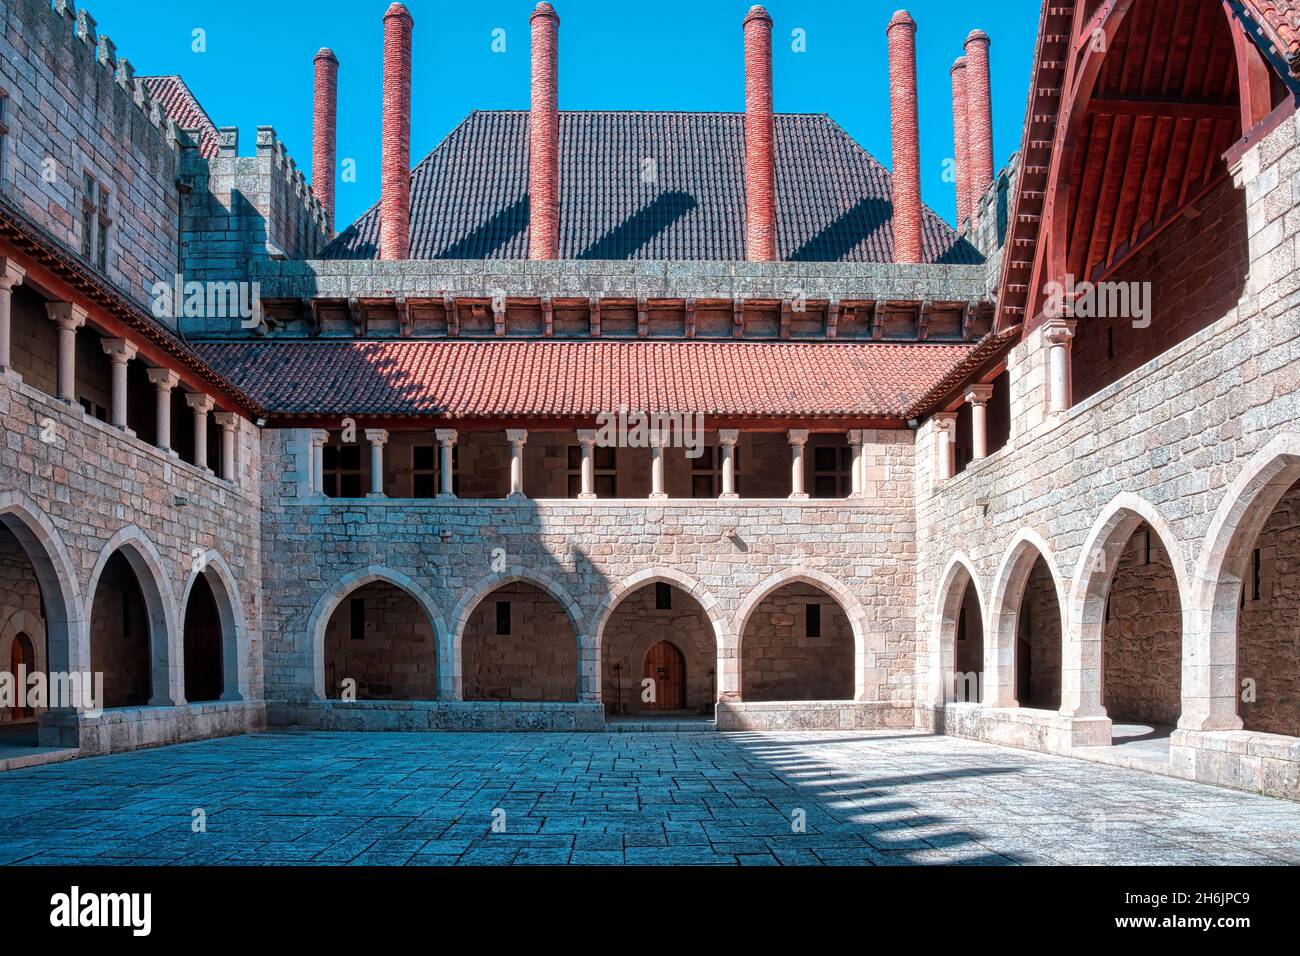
[1042,317,1077,345]
[310,428,330,448]
[576,428,597,446]
[0,258,26,291]
[101,337,138,363]
[506,428,528,445]
[717,428,740,447]
[932,411,958,432]
[435,428,459,447]
[364,428,389,446]
[146,367,181,390]
[786,428,810,446]
[45,301,87,330]
[213,411,239,430]
[964,384,995,406]
[185,392,215,413]
[846,428,863,445]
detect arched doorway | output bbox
[1015,555,1061,710]
[9,633,35,720]
[643,641,686,711]
[183,574,223,703]
[323,580,438,701]
[740,582,854,702]
[462,582,578,702]
[934,558,984,706]
[89,551,153,709]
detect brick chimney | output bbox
[887,10,922,264]
[743,5,776,262]
[950,56,970,230]
[312,48,338,234]
[380,3,413,261]
[529,3,560,260]
[964,29,994,225]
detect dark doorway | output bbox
[183,574,224,703]
[9,632,34,719]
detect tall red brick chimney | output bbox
[964,29,994,226]
[380,3,413,260]
[743,5,776,262]
[529,2,560,260]
[950,56,970,230]
[887,10,922,264]
[312,48,338,234]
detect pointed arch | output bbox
[988,529,1067,709]
[930,552,986,707]
[180,550,248,702]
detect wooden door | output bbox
[10,633,33,719]
[643,641,685,710]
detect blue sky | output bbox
[89,0,1040,231]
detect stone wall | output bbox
[322,581,437,701]
[462,582,578,702]
[1018,557,1061,710]
[740,583,854,701]
[600,583,716,715]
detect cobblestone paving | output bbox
[0,729,1296,865]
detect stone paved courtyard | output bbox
[0,729,1296,866]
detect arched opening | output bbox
[1015,555,1061,711]
[183,574,224,703]
[1,524,48,727]
[89,551,153,709]
[8,633,36,720]
[600,582,717,716]
[740,582,853,702]
[934,559,984,705]
[1237,476,1300,736]
[323,580,438,701]
[462,582,578,702]
[1101,521,1183,727]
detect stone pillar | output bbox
[186,393,214,471]
[311,429,328,496]
[847,429,865,496]
[1044,319,1076,414]
[100,338,138,432]
[507,429,528,498]
[650,434,668,500]
[933,412,957,481]
[576,428,597,500]
[365,428,388,497]
[0,258,26,375]
[718,429,739,500]
[965,384,994,460]
[213,412,238,481]
[787,429,809,499]
[146,368,180,454]
[45,302,87,403]
[436,428,458,498]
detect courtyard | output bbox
[0,729,1296,866]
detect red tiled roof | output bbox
[1247,0,1300,69]
[140,76,220,158]
[193,340,977,420]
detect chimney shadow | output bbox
[432,196,530,260]
[576,191,698,260]
[787,197,892,263]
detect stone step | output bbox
[605,718,717,733]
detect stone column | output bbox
[965,384,995,460]
[506,429,528,498]
[365,428,388,497]
[45,302,87,403]
[576,428,597,500]
[787,429,810,499]
[214,412,238,482]
[186,393,214,471]
[933,412,957,481]
[310,429,329,496]
[435,428,458,498]
[718,429,739,500]
[0,258,26,376]
[1044,319,1076,414]
[146,368,180,454]
[649,433,667,500]
[100,338,138,432]
[847,429,865,496]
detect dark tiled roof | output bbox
[323,111,980,264]
[139,76,220,159]
[193,339,977,419]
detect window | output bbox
[806,603,821,638]
[96,183,111,272]
[655,582,672,610]
[0,91,9,189]
[495,601,511,636]
[691,446,740,498]
[78,397,108,422]
[812,446,852,498]
[79,172,111,270]
[350,598,366,641]
[81,173,95,259]
[566,445,616,497]
[1252,547,1262,602]
[323,443,363,498]
[412,445,437,498]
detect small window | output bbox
[323,443,363,498]
[0,91,9,189]
[806,603,821,638]
[78,397,108,422]
[957,607,967,642]
[692,445,740,498]
[96,184,111,272]
[413,445,436,498]
[812,446,851,499]
[655,582,672,610]
[566,444,617,498]
[495,601,511,636]
[350,597,366,641]
[1252,547,1262,602]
